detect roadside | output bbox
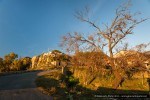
[0,70,53,100]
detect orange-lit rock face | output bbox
[31,56,39,68]
[31,51,66,70]
[31,52,57,69]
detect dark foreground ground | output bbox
[0,71,53,100]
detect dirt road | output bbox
[0,71,53,100]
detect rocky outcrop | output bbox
[31,51,60,70]
[31,56,39,69]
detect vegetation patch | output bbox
[35,69,149,99]
[35,69,96,99]
[0,52,31,72]
[72,67,149,91]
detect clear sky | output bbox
[0,0,150,57]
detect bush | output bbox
[61,70,79,92]
[72,51,109,72]
[0,53,31,72]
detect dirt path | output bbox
[0,71,53,100]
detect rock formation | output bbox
[31,51,60,70]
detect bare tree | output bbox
[61,1,148,57]
[60,1,149,89]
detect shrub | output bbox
[61,70,79,92]
[71,51,109,72]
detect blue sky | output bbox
[0,0,150,57]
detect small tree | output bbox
[21,57,31,70]
[51,50,62,54]
[3,52,18,71]
[51,50,71,74]
[11,59,23,71]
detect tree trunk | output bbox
[108,41,124,89]
[109,49,113,58]
[112,70,124,89]
[108,41,113,58]
[110,58,124,89]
